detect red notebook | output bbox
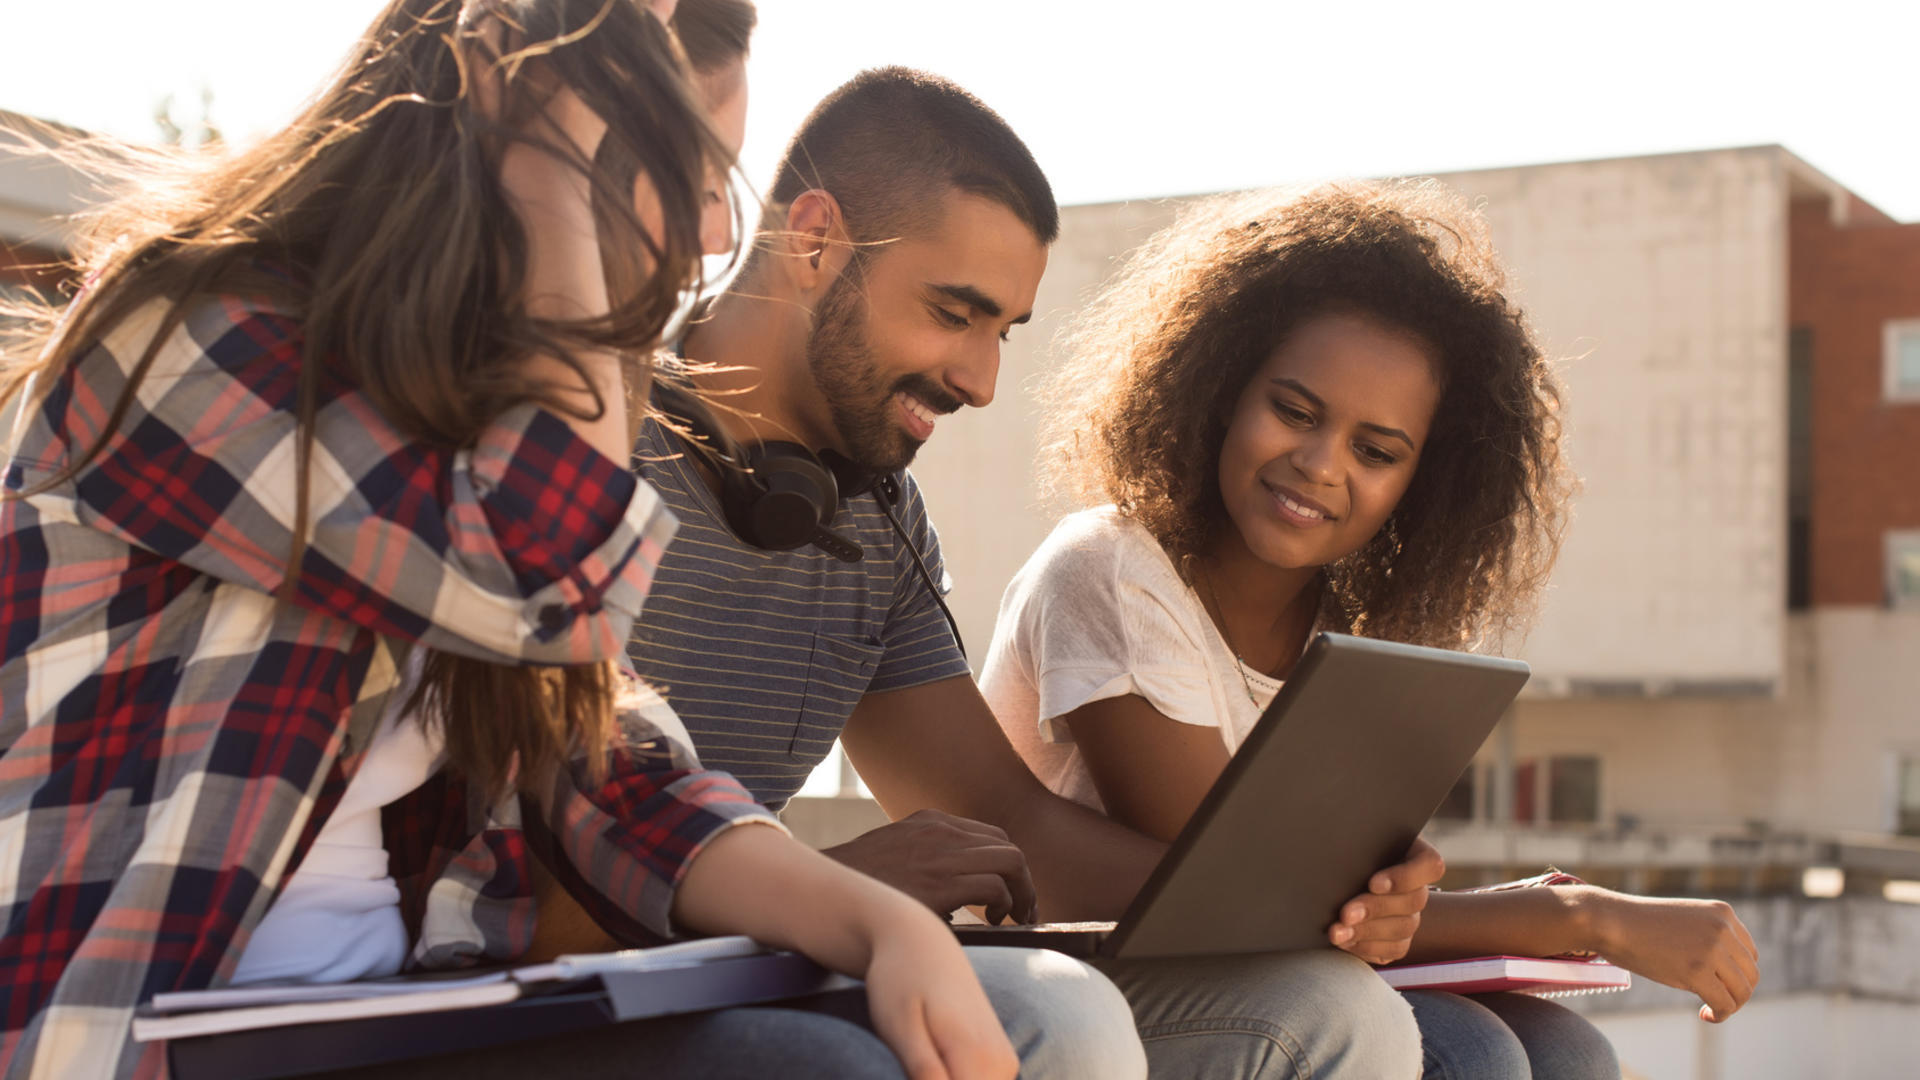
[1377,955,1630,997]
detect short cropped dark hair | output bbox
[764,66,1058,253]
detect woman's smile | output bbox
[1215,310,1439,572]
[1262,480,1337,526]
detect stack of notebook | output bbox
[1377,955,1630,997]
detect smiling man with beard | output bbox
[610,68,1427,1080]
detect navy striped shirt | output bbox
[626,416,971,810]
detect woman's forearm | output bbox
[671,822,906,977]
[669,809,1023,1076]
[1407,883,1762,1020]
[1401,885,1612,963]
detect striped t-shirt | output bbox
[626,416,972,809]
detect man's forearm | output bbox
[843,676,1169,922]
[997,786,1166,922]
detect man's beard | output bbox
[804,268,960,473]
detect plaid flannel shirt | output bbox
[0,295,780,1079]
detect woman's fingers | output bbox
[872,997,949,1080]
[860,910,1017,1080]
[926,994,1020,1080]
[1709,958,1755,1022]
[1346,912,1421,944]
[1732,935,1761,989]
[1729,908,1759,958]
[1689,952,1757,1023]
[1693,973,1736,1024]
[1341,888,1428,923]
[1327,885,1428,944]
[1723,907,1761,989]
[1371,837,1446,894]
[1338,938,1413,965]
[1329,913,1421,965]
[1336,841,1442,962]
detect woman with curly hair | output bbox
[982,181,1759,1079]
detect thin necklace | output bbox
[1194,562,1263,707]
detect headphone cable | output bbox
[870,475,967,659]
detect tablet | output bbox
[1104,633,1527,960]
[956,633,1527,961]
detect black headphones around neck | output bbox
[649,377,965,655]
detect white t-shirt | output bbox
[980,507,1281,813]
[232,654,446,985]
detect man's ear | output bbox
[782,189,854,297]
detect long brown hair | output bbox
[1041,182,1572,650]
[1,0,729,796]
[673,0,757,72]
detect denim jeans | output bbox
[968,945,1148,1078]
[1095,949,1424,1079]
[1404,990,1621,1080]
[312,946,1144,1080]
[308,1005,909,1079]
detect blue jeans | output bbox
[968,945,1148,1078]
[313,1005,910,1079]
[1404,990,1621,1080]
[1096,949,1424,1079]
[319,947,1143,1079]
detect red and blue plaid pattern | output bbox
[0,295,778,1079]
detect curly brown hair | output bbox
[1039,181,1573,650]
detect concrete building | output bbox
[793,146,1920,1079]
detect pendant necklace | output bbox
[1195,562,1264,707]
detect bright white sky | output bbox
[2,0,1914,219]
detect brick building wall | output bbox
[1789,199,1920,607]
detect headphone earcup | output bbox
[650,377,849,553]
[733,443,840,550]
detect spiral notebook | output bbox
[1376,955,1630,998]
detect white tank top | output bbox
[232,656,445,985]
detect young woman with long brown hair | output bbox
[0,2,1018,1077]
[982,182,1761,1079]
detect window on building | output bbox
[1890,532,1920,611]
[1512,759,1538,825]
[1898,758,1920,837]
[1889,320,1920,402]
[1506,756,1601,825]
[1787,327,1813,610]
[1548,757,1602,824]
